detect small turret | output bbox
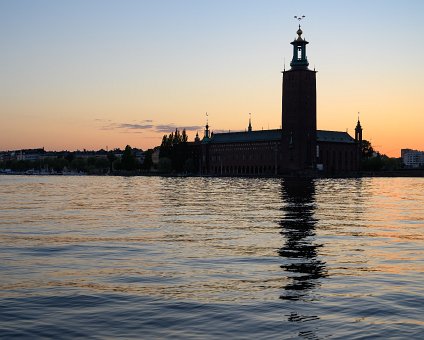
[355,115,363,171]
[204,123,210,139]
[290,25,309,70]
[194,131,200,143]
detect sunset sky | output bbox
[1,0,423,156]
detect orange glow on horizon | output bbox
[1,2,423,158]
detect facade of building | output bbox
[401,149,424,168]
[190,25,362,176]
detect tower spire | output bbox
[248,113,252,132]
[290,18,309,69]
[281,16,317,172]
[355,112,363,171]
[356,112,362,129]
[204,112,210,139]
[355,112,363,142]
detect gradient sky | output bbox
[1,0,423,156]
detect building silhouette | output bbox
[190,25,362,176]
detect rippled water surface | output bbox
[0,175,423,339]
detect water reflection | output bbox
[279,179,327,301]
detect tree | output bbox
[92,157,109,174]
[46,157,68,172]
[107,151,116,172]
[65,152,75,163]
[381,156,401,171]
[141,149,153,171]
[360,139,401,171]
[121,145,139,171]
[360,140,380,171]
[159,128,189,173]
[361,153,383,171]
[158,157,172,173]
[70,158,87,172]
[181,129,188,142]
[361,140,374,159]
[173,128,181,145]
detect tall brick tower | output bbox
[281,25,317,173]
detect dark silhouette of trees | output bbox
[0,145,152,174]
[49,157,68,172]
[71,158,86,172]
[107,151,116,172]
[65,152,74,163]
[360,140,401,171]
[141,149,153,171]
[158,157,172,173]
[361,140,374,159]
[159,128,189,173]
[120,145,140,171]
[181,129,188,143]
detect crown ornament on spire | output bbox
[294,16,306,40]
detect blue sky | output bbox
[1,0,423,155]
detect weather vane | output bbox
[294,15,305,29]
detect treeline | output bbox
[108,145,152,173]
[361,140,402,171]
[0,145,153,174]
[159,128,195,173]
[0,157,109,174]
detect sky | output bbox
[1,0,423,157]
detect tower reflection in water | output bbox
[279,179,327,301]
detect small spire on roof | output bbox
[204,113,210,139]
[356,112,362,129]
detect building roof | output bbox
[210,129,281,143]
[317,130,355,143]
[208,129,355,144]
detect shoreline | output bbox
[1,169,423,178]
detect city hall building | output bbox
[191,25,362,176]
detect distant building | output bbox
[0,152,9,162]
[133,149,145,164]
[189,25,362,176]
[151,147,161,168]
[73,150,108,159]
[15,148,45,161]
[401,149,424,168]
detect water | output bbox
[0,175,423,339]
